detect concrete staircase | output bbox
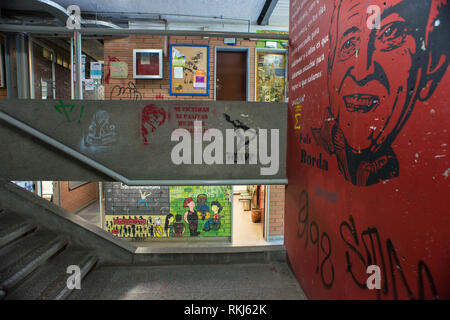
[0,208,98,300]
[0,181,290,300]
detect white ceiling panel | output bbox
[52,0,268,24]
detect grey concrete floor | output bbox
[68,261,307,300]
[75,200,101,227]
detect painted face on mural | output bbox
[312,0,448,186]
[329,0,422,152]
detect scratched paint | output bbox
[285,0,449,299]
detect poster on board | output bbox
[170,45,209,96]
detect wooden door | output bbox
[216,51,247,101]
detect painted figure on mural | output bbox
[183,197,200,236]
[173,214,186,237]
[85,110,118,146]
[142,104,166,145]
[195,194,211,221]
[311,0,448,186]
[203,201,224,232]
[153,217,164,237]
[137,189,151,210]
[164,213,175,237]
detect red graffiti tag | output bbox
[142,104,166,145]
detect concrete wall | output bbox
[285,0,450,299]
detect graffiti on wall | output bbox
[296,190,438,299]
[286,0,449,300]
[141,104,166,145]
[110,81,143,100]
[84,110,118,146]
[54,99,85,124]
[310,0,448,186]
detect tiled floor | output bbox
[232,194,267,245]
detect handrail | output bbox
[0,110,288,186]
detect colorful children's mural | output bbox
[104,184,231,239]
[169,185,231,238]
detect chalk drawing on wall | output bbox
[310,0,448,186]
[84,110,118,147]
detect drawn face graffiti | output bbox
[142,104,166,145]
[311,0,448,186]
[85,110,117,146]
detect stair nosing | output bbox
[41,254,99,300]
[0,237,69,292]
[0,222,37,249]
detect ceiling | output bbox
[0,0,289,30]
[52,0,267,24]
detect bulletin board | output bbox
[170,44,209,96]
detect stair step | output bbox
[6,247,98,300]
[0,231,68,293]
[42,255,98,300]
[0,229,55,270]
[0,211,36,249]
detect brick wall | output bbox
[59,182,98,212]
[104,183,169,215]
[268,185,285,237]
[104,35,256,101]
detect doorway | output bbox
[215,48,249,101]
[232,185,267,245]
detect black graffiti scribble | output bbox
[311,0,449,186]
[340,215,438,300]
[297,190,335,288]
[223,113,258,164]
[110,81,143,100]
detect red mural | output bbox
[286,0,449,299]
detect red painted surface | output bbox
[286,0,449,299]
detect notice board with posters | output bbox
[170,44,209,96]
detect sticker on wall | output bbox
[110,61,128,79]
[90,62,102,79]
